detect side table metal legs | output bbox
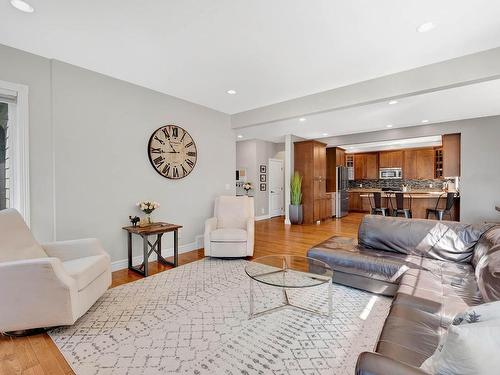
[127,229,179,277]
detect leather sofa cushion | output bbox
[358,215,493,263]
[0,209,48,262]
[394,268,483,327]
[63,254,110,291]
[377,304,443,367]
[210,228,247,242]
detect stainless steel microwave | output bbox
[379,168,402,179]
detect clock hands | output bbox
[167,140,178,153]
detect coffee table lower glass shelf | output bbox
[245,255,334,319]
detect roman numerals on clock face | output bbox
[148,125,197,179]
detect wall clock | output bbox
[148,125,197,179]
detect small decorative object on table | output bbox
[242,182,253,195]
[136,200,160,226]
[129,216,140,227]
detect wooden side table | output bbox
[122,222,182,277]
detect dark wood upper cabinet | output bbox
[379,150,403,168]
[353,153,379,179]
[365,153,379,179]
[415,148,435,180]
[403,148,434,180]
[442,133,461,177]
[403,150,417,179]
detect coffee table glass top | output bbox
[245,255,333,288]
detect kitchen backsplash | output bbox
[348,179,455,190]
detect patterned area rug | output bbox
[49,258,391,374]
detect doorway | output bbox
[268,158,284,217]
[0,102,8,210]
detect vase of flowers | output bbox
[242,182,253,195]
[137,200,160,225]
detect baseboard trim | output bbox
[255,214,271,221]
[111,239,202,272]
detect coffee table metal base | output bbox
[248,278,333,320]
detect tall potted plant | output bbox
[289,171,303,224]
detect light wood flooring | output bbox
[0,213,365,375]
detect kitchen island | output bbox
[348,189,460,221]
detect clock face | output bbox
[148,125,197,179]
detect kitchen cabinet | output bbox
[353,153,379,179]
[294,140,331,224]
[348,192,362,211]
[379,150,403,168]
[403,148,435,179]
[336,148,346,167]
[326,147,346,192]
[442,133,461,177]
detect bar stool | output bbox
[370,192,390,216]
[426,192,456,221]
[390,192,412,218]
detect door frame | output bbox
[0,80,30,225]
[268,158,284,218]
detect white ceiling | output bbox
[236,78,500,143]
[1,1,500,114]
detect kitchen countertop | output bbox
[348,188,457,194]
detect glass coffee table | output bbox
[245,255,334,319]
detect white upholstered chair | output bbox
[204,196,255,257]
[0,208,111,333]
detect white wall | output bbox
[236,139,284,217]
[326,116,500,223]
[0,44,235,262]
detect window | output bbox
[0,81,29,223]
[0,102,8,209]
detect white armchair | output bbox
[204,196,255,257]
[0,209,111,333]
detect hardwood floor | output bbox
[0,213,364,375]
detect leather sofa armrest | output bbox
[42,238,108,262]
[204,217,218,256]
[355,352,429,375]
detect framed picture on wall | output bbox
[260,174,266,182]
[260,183,266,191]
[260,165,267,174]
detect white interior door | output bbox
[268,158,284,217]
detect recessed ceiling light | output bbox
[388,100,398,105]
[299,117,306,122]
[417,22,435,33]
[226,89,237,95]
[10,0,34,13]
[386,124,394,128]
[421,119,429,123]
[322,133,329,137]
[237,134,243,139]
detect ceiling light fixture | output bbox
[10,0,34,12]
[388,100,398,105]
[226,89,237,95]
[237,134,243,139]
[421,119,429,123]
[322,133,329,137]
[386,124,393,128]
[299,117,306,122]
[417,22,435,33]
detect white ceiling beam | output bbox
[231,47,500,129]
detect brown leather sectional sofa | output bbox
[307,215,500,374]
